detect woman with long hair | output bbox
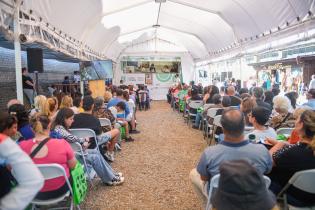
[30,95,49,117]
[52,108,124,185]
[59,95,73,109]
[267,110,315,206]
[19,114,77,199]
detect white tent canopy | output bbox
[21,0,314,61]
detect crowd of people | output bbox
[169,78,315,209]
[0,83,146,209]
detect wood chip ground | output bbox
[81,101,206,210]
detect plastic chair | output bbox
[31,164,80,210]
[187,100,203,126]
[209,115,222,145]
[70,142,94,185]
[276,127,293,136]
[69,129,99,152]
[206,175,271,210]
[277,169,315,210]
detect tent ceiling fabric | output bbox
[23,0,313,60]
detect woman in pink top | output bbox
[20,114,77,200]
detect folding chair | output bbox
[276,127,294,136]
[69,129,99,152]
[31,164,80,210]
[70,142,95,185]
[187,100,203,126]
[206,174,271,210]
[277,169,315,210]
[209,115,222,145]
[99,118,111,129]
[204,108,220,139]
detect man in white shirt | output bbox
[309,75,315,90]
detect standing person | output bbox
[22,67,35,105]
[308,75,315,90]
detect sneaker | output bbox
[192,125,199,130]
[106,176,125,186]
[130,130,140,134]
[104,152,114,162]
[115,143,122,151]
[115,172,123,177]
[125,137,135,142]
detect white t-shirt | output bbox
[309,79,315,90]
[108,106,117,118]
[246,127,277,142]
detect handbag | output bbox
[71,162,87,205]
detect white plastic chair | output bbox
[276,127,294,136]
[70,142,94,185]
[277,169,315,210]
[206,175,271,210]
[69,128,99,152]
[187,100,203,126]
[31,164,79,210]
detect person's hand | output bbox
[82,142,90,150]
[84,137,90,143]
[265,137,278,145]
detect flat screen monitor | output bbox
[80,60,113,81]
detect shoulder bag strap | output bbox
[30,137,50,158]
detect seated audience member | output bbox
[107,89,139,133]
[246,106,277,141]
[0,112,20,141]
[59,95,73,109]
[270,95,294,129]
[203,85,219,104]
[52,108,124,184]
[287,107,311,144]
[30,95,49,117]
[240,93,251,100]
[109,102,134,142]
[19,114,77,200]
[285,91,298,109]
[122,90,135,120]
[189,109,272,203]
[193,94,222,129]
[0,133,44,210]
[226,86,241,106]
[6,99,22,110]
[215,96,231,116]
[71,96,120,159]
[238,87,249,95]
[72,96,84,114]
[252,87,272,111]
[303,89,315,110]
[8,104,34,141]
[271,87,280,97]
[47,97,59,120]
[240,96,256,126]
[93,97,116,131]
[188,88,203,115]
[211,160,277,210]
[267,110,315,206]
[264,90,274,107]
[103,90,113,103]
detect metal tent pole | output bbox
[13,0,23,103]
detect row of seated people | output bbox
[170,84,315,208]
[0,88,141,209]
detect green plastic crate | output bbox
[120,126,126,139]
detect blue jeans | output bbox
[77,149,115,183]
[194,112,202,127]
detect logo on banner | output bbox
[156,73,174,82]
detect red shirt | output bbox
[20,138,74,192]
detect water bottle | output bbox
[248,134,256,143]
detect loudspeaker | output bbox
[27,48,43,73]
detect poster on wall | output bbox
[121,56,181,74]
[123,74,145,86]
